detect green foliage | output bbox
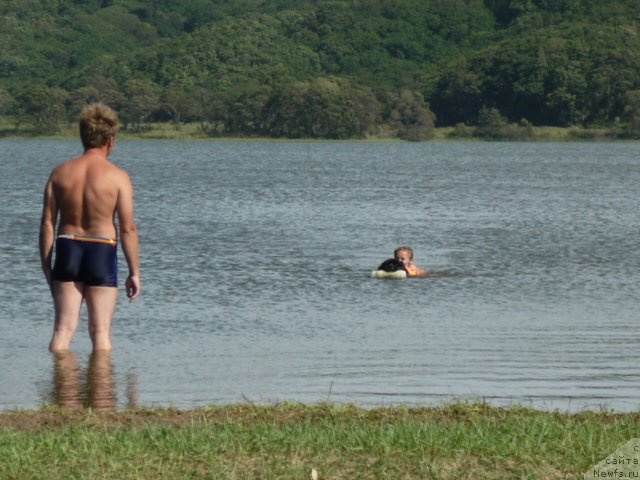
[473,107,536,140]
[476,106,508,138]
[0,86,16,116]
[383,90,436,141]
[264,78,367,139]
[16,85,68,134]
[622,90,640,138]
[160,82,203,128]
[432,23,640,127]
[216,81,273,135]
[1,0,639,138]
[65,86,101,120]
[120,79,161,131]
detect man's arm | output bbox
[415,267,429,277]
[408,263,429,277]
[116,172,141,301]
[39,176,58,292]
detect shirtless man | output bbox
[39,103,140,352]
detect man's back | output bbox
[51,152,125,239]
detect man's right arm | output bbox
[116,172,140,301]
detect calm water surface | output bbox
[1,139,639,411]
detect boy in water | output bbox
[394,246,428,277]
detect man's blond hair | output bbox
[79,103,120,149]
[394,246,414,260]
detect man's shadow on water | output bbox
[46,351,139,411]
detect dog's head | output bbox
[377,258,406,273]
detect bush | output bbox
[448,122,474,138]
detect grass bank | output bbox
[0,117,631,142]
[1,402,638,479]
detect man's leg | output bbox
[49,281,84,352]
[85,287,118,351]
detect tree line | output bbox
[1,0,640,139]
[6,76,436,140]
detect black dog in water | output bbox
[377,258,407,273]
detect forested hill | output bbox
[2,0,640,139]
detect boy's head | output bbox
[79,103,119,150]
[394,246,414,265]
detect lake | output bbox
[1,139,639,412]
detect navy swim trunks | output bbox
[52,234,118,287]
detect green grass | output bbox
[1,402,638,479]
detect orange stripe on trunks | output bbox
[57,234,117,246]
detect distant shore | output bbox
[0,402,637,478]
[0,118,634,142]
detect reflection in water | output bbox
[48,352,138,411]
[51,352,83,409]
[85,351,117,411]
[126,368,139,409]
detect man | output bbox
[40,103,140,352]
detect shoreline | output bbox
[0,121,635,142]
[1,402,636,478]
[2,400,638,424]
